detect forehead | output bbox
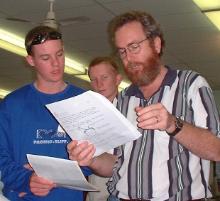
[89,62,116,75]
[31,39,63,55]
[115,21,145,47]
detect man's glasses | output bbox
[117,37,149,59]
[27,31,62,54]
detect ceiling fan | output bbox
[5,0,90,30]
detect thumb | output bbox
[135,106,143,113]
[23,163,33,171]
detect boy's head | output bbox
[88,56,122,102]
[25,26,62,55]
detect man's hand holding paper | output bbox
[27,154,98,191]
[67,140,96,167]
[67,140,117,178]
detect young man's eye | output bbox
[57,52,63,57]
[103,75,108,79]
[90,78,96,82]
[41,56,49,60]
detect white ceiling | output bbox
[0,0,220,93]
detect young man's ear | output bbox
[25,55,34,67]
[153,36,162,55]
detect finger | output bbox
[78,146,96,166]
[23,163,33,170]
[137,116,159,128]
[68,141,87,158]
[29,173,55,197]
[137,109,158,123]
[68,140,90,156]
[70,143,94,161]
[67,140,78,152]
[135,106,143,113]
[30,173,54,187]
[136,103,162,116]
[18,192,27,197]
[30,187,51,197]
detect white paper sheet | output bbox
[46,91,141,156]
[27,154,98,191]
[0,195,9,201]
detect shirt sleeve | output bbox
[80,166,92,176]
[0,99,33,193]
[188,75,220,137]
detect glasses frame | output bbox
[117,37,150,59]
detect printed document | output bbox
[27,154,98,191]
[46,91,141,156]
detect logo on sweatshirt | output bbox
[33,126,68,145]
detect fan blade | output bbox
[59,16,90,26]
[6,17,31,23]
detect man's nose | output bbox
[96,79,103,88]
[51,56,59,66]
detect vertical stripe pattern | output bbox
[107,68,220,201]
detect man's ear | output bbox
[25,55,34,67]
[153,36,162,55]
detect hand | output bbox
[23,163,33,171]
[18,163,34,197]
[67,140,96,166]
[29,173,56,197]
[136,103,175,132]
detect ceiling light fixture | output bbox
[203,10,220,30]
[0,28,86,74]
[0,29,26,57]
[193,0,220,10]
[0,89,11,99]
[0,28,130,98]
[192,0,220,30]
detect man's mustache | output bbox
[127,62,142,69]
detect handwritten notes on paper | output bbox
[46,91,141,156]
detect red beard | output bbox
[124,47,160,86]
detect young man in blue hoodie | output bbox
[0,25,91,201]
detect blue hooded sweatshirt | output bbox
[0,83,91,201]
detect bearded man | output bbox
[67,11,220,201]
